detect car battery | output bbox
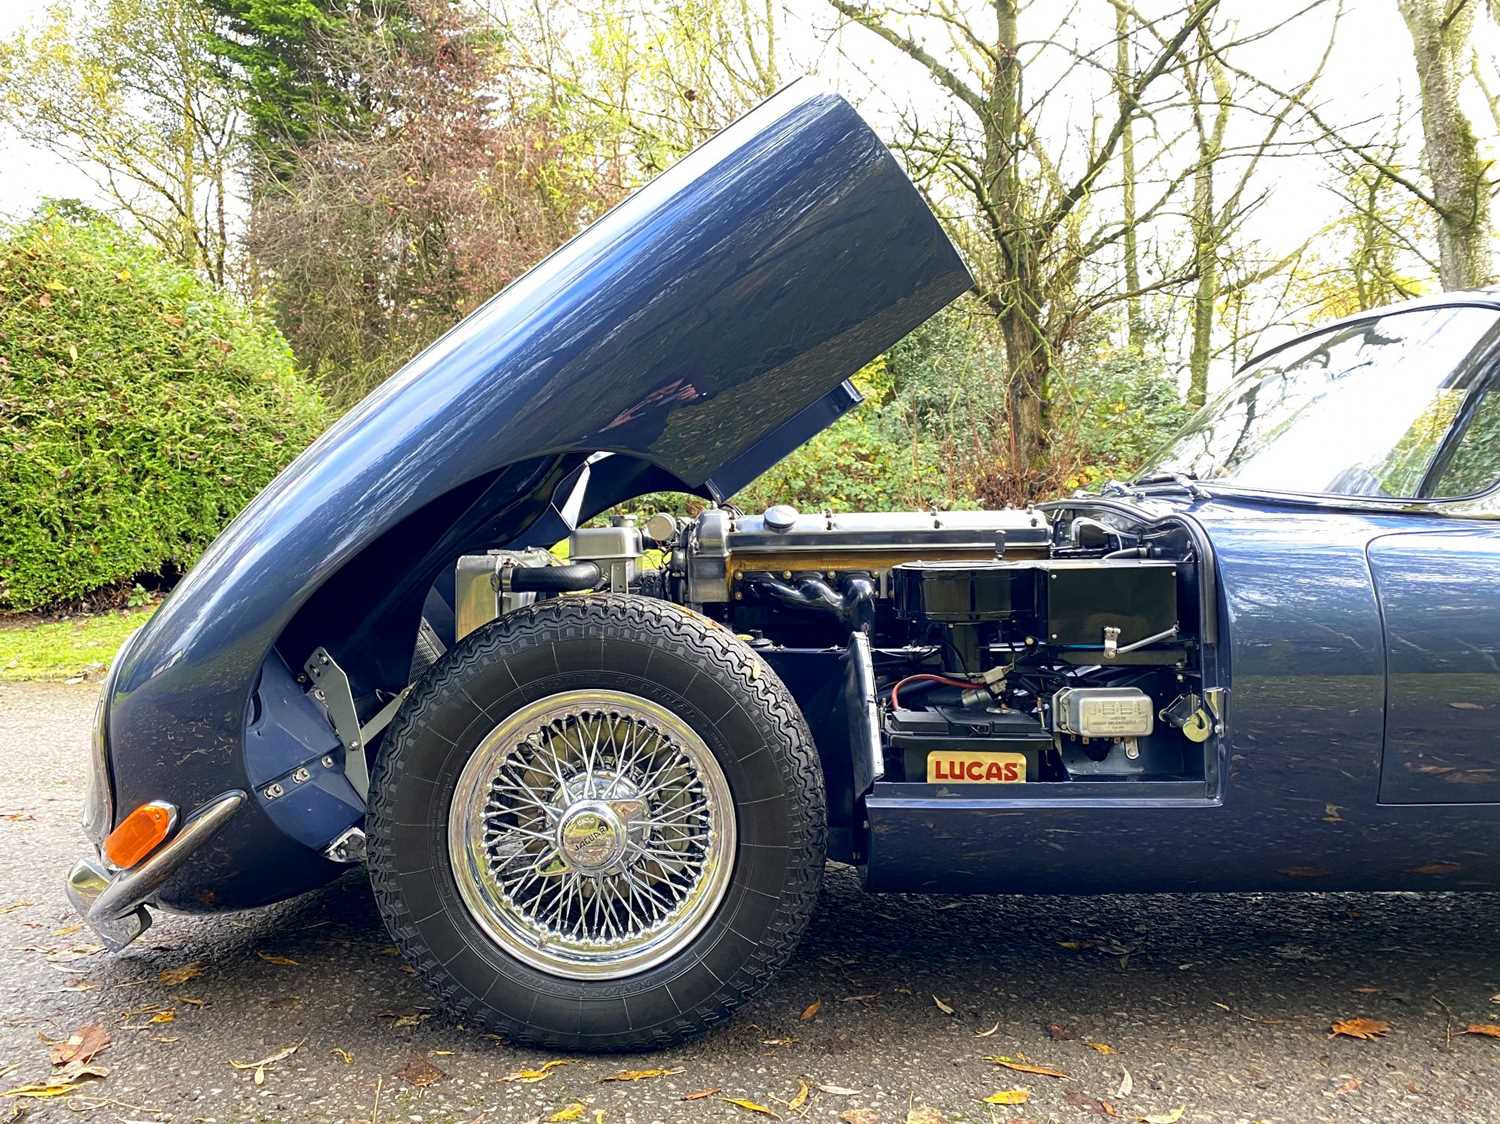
[886,705,1053,783]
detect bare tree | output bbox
[0,0,239,284]
[827,0,1223,468]
[1397,0,1493,289]
[1117,1,1145,349]
[827,0,1337,466]
[491,0,783,181]
[1177,7,1337,405]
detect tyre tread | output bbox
[366,594,825,1051]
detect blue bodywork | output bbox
[90,80,1500,914]
[98,81,972,911]
[866,490,1500,892]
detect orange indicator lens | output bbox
[103,802,175,869]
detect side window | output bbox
[1429,387,1500,498]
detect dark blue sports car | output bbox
[66,79,1500,1051]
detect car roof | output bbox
[1241,290,1500,372]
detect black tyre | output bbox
[366,594,826,1051]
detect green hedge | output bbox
[0,213,328,610]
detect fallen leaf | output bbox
[1462,1024,1500,1038]
[1279,866,1330,878]
[502,1060,574,1083]
[1,1063,108,1099]
[390,1010,430,1028]
[601,1067,684,1082]
[1140,1109,1185,1124]
[550,1105,586,1122]
[229,1043,299,1087]
[839,1111,878,1124]
[331,1047,353,1065]
[681,1088,721,1100]
[0,902,32,915]
[818,1084,862,1095]
[1067,1089,1120,1116]
[49,1023,109,1067]
[159,963,204,986]
[255,951,298,966]
[394,1056,445,1088]
[1046,1023,1073,1040]
[722,1097,781,1118]
[800,998,822,1022]
[983,1089,1031,1105]
[843,993,879,1003]
[1087,1042,1116,1054]
[975,1021,1001,1038]
[1117,1068,1133,1098]
[762,1037,794,1047]
[1410,862,1461,876]
[149,1010,175,1024]
[906,1107,944,1124]
[38,943,102,964]
[1330,1017,1390,1040]
[933,995,955,1016]
[986,1055,1068,1079]
[1334,1077,1361,1095]
[787,1081,809,1111]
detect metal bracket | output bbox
[324,826,367,864]
[359,687,410,748]
[303,647,369,801]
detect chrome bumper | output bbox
[66,791,246,951]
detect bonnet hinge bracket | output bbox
[304,647,370,802]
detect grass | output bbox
[0,604,156,682]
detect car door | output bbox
[1371,527,1500,803]
[1373,379,1500,804]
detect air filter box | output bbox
[891,560,1040,622]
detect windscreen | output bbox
[1145,305,1500,499]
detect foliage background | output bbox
[0,0,1489,610]
[0,211,326,609]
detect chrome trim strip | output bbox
[67,790,245,951]
[83,626,140,846]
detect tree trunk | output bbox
[1399,0,1493,289]
[999,302,1048,468]
[1116,2,1142,347]
[985,0,1052,467]
[1186,24,1229,409]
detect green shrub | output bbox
[0,212,328,609]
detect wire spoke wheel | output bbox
[447,689,736,978]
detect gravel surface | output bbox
[1,680,1498,1123]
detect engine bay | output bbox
[459,502,1220,800]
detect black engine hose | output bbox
[507,561,601,593]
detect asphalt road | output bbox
[1,681,1498,1124]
